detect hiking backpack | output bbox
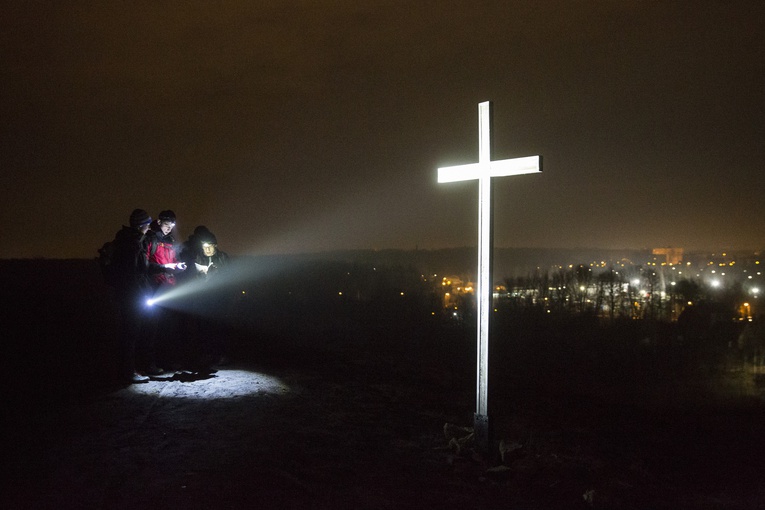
[97,240,119,287]
[98,236,157,287]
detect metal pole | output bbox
[474,101,493,454]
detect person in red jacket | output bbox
[146,210,187,288]
[144,210,187,372]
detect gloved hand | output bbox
[162,262,187,271]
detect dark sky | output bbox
[2,1,763,259]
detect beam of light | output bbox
[145,255,291,313]
[126,368,290,400]
[232,172,450,256]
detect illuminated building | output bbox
[652,247,684,266]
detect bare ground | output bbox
[5,335,765,510]
[3,259,765,509]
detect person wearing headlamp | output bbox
[183,225,229,279]
[180,225,231,368]
[144,209,187,372]
[147,210,187,285]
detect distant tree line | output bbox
[499,264,747,324]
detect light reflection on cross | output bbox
[438,101,541,453]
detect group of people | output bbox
[111,208,230,385]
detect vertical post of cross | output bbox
[437,101,541,455]
[475,101,493,451]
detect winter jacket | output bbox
[112,226,151,296]
[179,234,229,281]
[146,230,180,287]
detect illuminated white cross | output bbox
[438,101,541,451]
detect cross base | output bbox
[473,412,492,456]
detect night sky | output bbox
[2,1,763,259]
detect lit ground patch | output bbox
[125,367,290,399]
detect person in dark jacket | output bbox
[180,225,230,280]
[179,225,232,368]
[112,209,153,384]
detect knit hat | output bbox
[129,209,152,228]
[158,210,176,222]
[194,225,217,245]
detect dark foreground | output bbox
[3,260,765,509]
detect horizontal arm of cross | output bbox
[438,155,541,183]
